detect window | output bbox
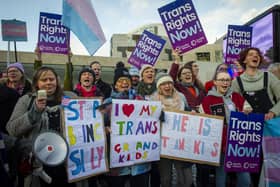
[196,52,210,61]
[215,50,223,62]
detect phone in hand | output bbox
[37,90,47,100]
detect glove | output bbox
[159,110,165,122]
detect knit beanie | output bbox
[139,64,154,80]
[113,66,131,85]
[7,62,24,73]
[155,72,173,89]
[78,67,95,83]
[129,66,140,77]
[116,61,125,68]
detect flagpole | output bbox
[7,41,10,66]
[14,41,18,62]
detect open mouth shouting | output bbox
[81,79,92,87]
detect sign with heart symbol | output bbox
[122,104,135,117]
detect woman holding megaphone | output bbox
[6,66,76,187]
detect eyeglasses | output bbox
[218,67,228,71]
[181,72,192,75]
[8,69,20,74]
[117,78,131,83]
[216,79,231,83]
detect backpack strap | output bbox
[27,94,36,111]
[236,76,245,93]
[263,71,268,89]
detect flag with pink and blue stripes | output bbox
[62,0,106,55]
[263,117,280,187]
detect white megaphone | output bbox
[32,131,69,183]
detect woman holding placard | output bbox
[201,70,250,187]
[100,62,151,187]
[150,72,192,187]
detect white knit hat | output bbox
[156,72,173,89]
[139,64,154,80]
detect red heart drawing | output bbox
[122,104,134,117]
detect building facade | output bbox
[110,23,223,63]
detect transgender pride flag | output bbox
[263,117,280,187]
[62,0,106,55]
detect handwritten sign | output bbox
[63,98,108,182]
[158,0,207,54]
[38,12,70,54]
[224,111,264,172]
[128,30,166,69]
[161,110,223,166]
[110,99,162,168]
[225,25,252,64]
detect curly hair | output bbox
[238,47,264,69]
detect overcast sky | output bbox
[0,0,279,56]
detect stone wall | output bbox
[0,50,220,85]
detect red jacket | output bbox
[201,92,244,152]
[204,80,214,94]
[169,63,205,111]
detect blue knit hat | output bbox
[129,66,140,77]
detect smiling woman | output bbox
[96,62,151,187]
[150,72,192,187]
[201,70,249,187]
[214,72,232,95]
[0,62,32,134]
[6,66,77,187]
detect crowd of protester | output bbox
[0,46,280,187]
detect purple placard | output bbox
[128,30,166,69]
[158,0,207,54]
[225,25,252,64]
[224,111,264,173]
[38,12,70,54]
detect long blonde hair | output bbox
[152,88,185,110]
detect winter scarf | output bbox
[75,83,97,97]
[136,81,156,97]
[151,89,185,110]
[180,82,199,97]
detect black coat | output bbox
[95,79,112,99]
[0,85,20,133]
[0,79,31,134]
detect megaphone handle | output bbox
[33,167,52,184]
